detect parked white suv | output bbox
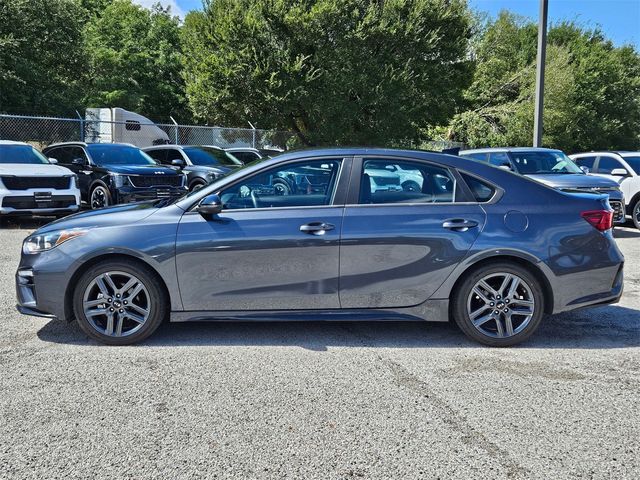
[570,151,640,229]
[0,141,80,216]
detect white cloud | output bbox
[132,0,185,19]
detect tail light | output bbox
[581,209,613,232]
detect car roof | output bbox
[143,144,225,151]
[0,140,31,146]
[225,147,260,153]
[460,147,562,154]
[45,142,137,149]
[570,151,640,157]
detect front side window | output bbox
[87,145,157,166]
[620,156,640,175]
[183,147,243,167]
[597,156,624,174]
[0,145,50,164]
[488,152,511,168]
[220,159,342,210]
[574,156,596,169]
[360,159,456,204]
[509,150,582,174]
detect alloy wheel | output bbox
[91,187,110,209]
[82,271,151,337]
[466,272,535,338]
[634,201,640,229]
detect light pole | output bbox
[533,0,548,147]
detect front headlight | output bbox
[71,174,79,188]
[111,174,127,188]
[206,172,218,182]
[23,229,88,254]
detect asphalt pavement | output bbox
[0,218,638,479]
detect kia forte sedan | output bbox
[16,148,624,346]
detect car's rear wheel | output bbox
[90,185,112,209]
[632,199,640,229]
[73,261,167,345]
[452,262,544,346]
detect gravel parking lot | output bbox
[0,219,638,479]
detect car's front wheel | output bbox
[632,199,640,229]
[90,185,112,209]
[73,260,167,345]
[452,262,544,346]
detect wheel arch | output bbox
[446,254,554,315]
[64,253,172,321]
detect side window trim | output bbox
[190,156,351,212]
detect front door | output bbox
[339,157,485,308]
[176,157,348,311]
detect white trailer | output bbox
[85,108,170,148]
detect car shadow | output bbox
[613,227,640,238]
[37,304,640,350]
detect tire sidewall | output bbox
[633,200,640,230]
[90,184,112,210]
[452,262,545,347]
[73,261,167,345]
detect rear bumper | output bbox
[550,263,624,314]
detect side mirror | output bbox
[48,157,58,164]
[197,194,223,217]
[71,157,87,166]
[171,158,186,168]
[610,168,629,177]
[580,165,590,174]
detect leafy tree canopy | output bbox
[447,11,640,151]
[182,0,474,146]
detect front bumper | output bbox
[0,188,80,215]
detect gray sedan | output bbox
[16,148,624,346]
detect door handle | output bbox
[442,219,479,231]
[300,222,335,235]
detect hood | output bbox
[185,165,233,175]
[101,164,181,175]
[0,163,74,176]
[526,173,620,189]
[35,202,161,234]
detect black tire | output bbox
[73,260,167,345]
[190,181,206,192]
[402,180,421,192]
[632,199,640,230]
[451,262,545,347]
[90,184,112,210]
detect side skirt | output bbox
[170,299,450,323]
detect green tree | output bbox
[83,0,189,121]
[447,12,640,151]
[182,0,473,146]
[0,0,86,115]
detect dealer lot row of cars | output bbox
[1,140,638,227]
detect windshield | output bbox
[183,147,243,167]
[87,144,157,166]
[622,156,640,175]
[0,145,50,164]
[510,151,583,174]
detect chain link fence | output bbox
[0,113,294,151]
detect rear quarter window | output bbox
[461,173,496,202]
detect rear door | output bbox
[339,157,486,309]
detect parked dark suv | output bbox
[144,145,243,191]
[460,147,626,224]
[43,142,187,209]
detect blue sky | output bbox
[165,0,639,48]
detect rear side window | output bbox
[461,173,496,202]
[574,156,596,169]
[462,153,489,162]
[360,159,456,204]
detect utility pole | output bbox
[533,0,548,147]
